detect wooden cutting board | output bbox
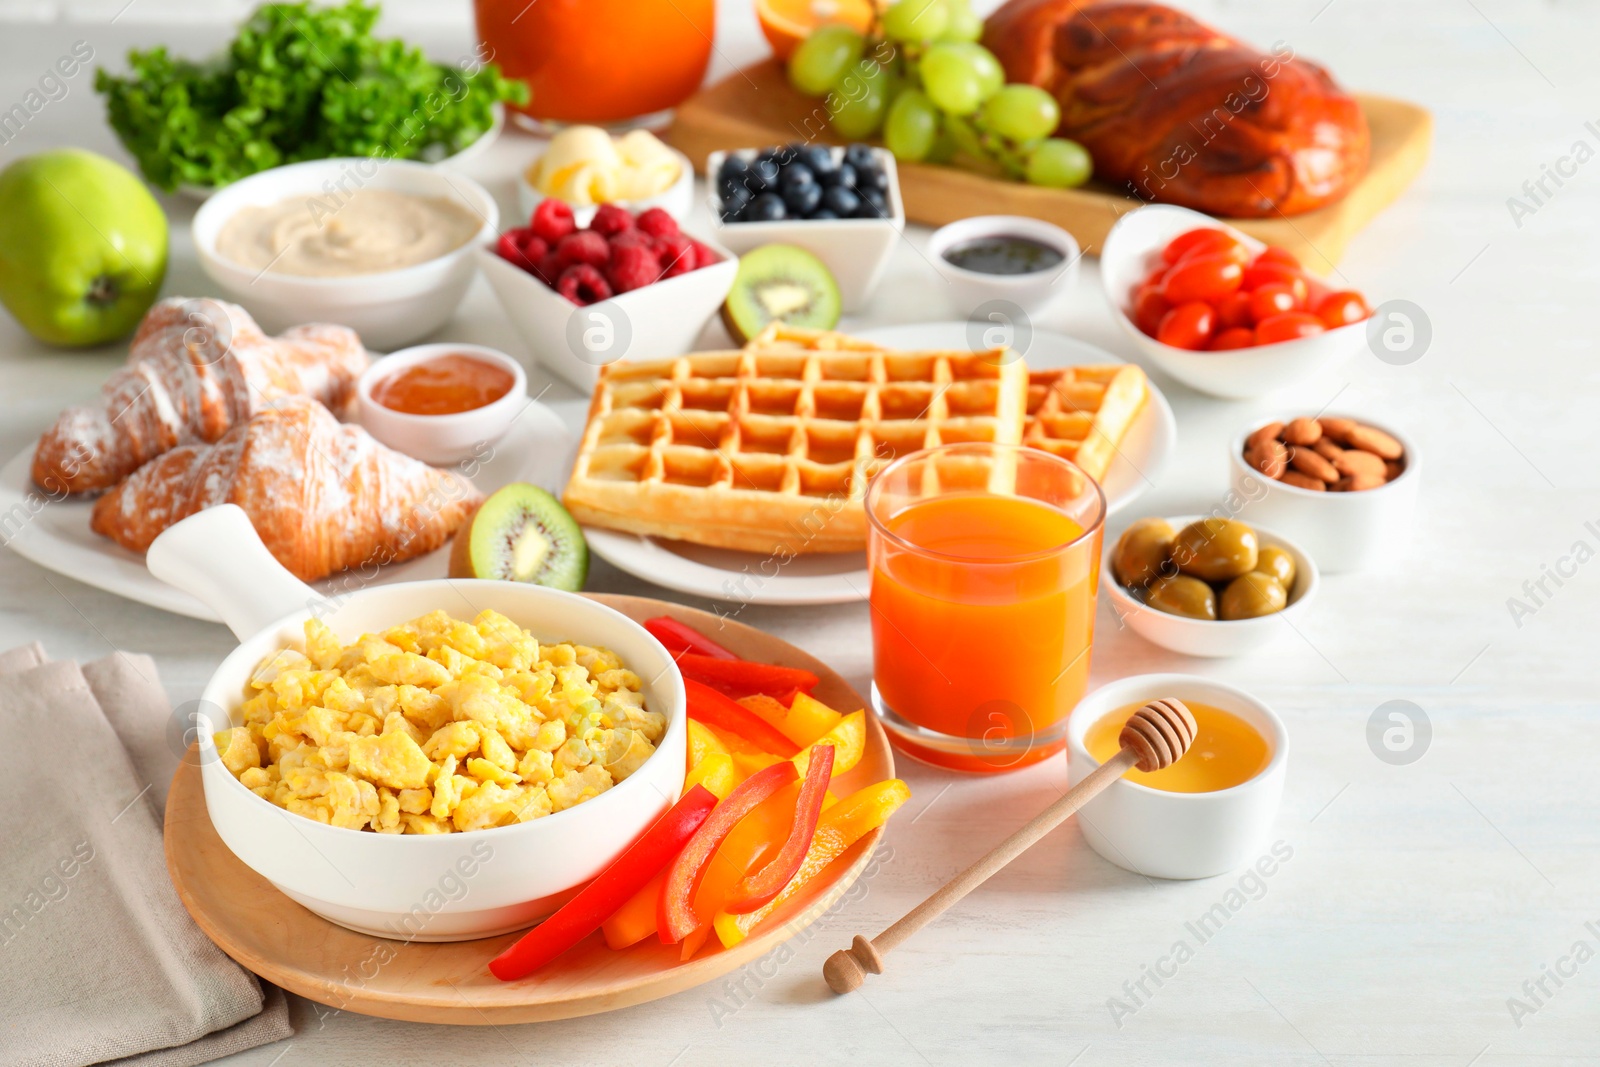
[164,594,898,1025]
[665,60,1432,273]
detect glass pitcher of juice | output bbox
[866,443,1105,773]
[474,0,715,127]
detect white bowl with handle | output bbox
[1100,204,1368,399]
[145,505,686,941]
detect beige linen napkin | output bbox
[0,647,292,1067]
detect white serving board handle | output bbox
[147,504,320,641]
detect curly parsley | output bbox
[95,1,529,190]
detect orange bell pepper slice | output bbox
[737,691,845,748]
[659,760,797,943]
[713,778,910,948]
[726,745,833,913]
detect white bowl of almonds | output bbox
[1229,414,1419,573]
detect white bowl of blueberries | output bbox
[707,143,904,313]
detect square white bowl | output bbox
[477,235,739,392]
[705,146,904,314]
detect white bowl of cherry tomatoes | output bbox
[1100,205,1373,400]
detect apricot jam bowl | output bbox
[356,343,528,465]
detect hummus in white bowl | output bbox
[215,187,483,278]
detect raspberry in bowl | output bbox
[477,200,738,391]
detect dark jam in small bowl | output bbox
[941,235,1065,276]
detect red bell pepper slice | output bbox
[675,652,820,701]
[684,679,800,757]
[725,744,834,914]
[644,616,739,661]
[658,760,798,943]
[489,785,718,981]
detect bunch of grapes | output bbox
[785,0,1092,188]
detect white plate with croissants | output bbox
[0,297,570,622]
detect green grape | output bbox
[884,88,940,161]
[829,60,891,139]
[789,25,866,97]
[941,3,984,43]
[980,85,1061,142]
[1026,137,1093,187]
[943,112,987,160]
[951,42,1005,99]
[883,0,949,43]
[925,125,957,163]
[919,43,984,116]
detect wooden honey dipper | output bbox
[823,698,1197,995]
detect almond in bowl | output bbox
[1229,414,1419,574]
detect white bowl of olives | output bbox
[1103,514,1319,658]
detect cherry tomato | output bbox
[1161,228,1244,265]
[1162,255,1243,304]
[1253,246,1301,271]
[1254,312,1326,345]
[1249,283,1299,323]
[1315,290,1372,328]
[1215,291,1254,331]
[1209,328,1256,351]
[1241,263,1309,305]
[1142,264,1168,289]
[1156,301,1216,350]
[1132,284,1170,337]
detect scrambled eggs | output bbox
[215,609,664,834]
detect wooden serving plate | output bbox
[163,595,895,1025]
[665,60,1433,272]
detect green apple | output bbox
[0,148,168,347]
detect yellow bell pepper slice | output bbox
[713,778,909,948]
[792,710,865,779]
[737,691,845,748]
[685,752,737,799]
[686,718,728,770]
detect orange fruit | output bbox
[757,0,878,61]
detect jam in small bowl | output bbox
[357,343,527,466]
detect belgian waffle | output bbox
[562,325,1030,555]
[1023,363,1149,484]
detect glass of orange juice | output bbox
[866,442,1105,773]
[474,0,714,128]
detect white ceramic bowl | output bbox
[516,144,695,228]
[1100,204,1367,399]
[705,146,904,313]
[1067,674,1288,880]
[1228,414,1421,574]
[355,343,528,466]
[1103,515,1318,659]
[926,215,1082,319]
[193,158,498,351]
[144,505,687,941]
[477,234,738,393]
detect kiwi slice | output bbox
[448,483,588,591]
[721,244,841,344]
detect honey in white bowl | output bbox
[1085,701,1270,793]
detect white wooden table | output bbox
[2,1,1596,1063]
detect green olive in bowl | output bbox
[1173,518,1258,582]
[1219,572,1288,620]
[1112,518,1175,589]
[1254,544,1296,590]
[1146,574,1218,621]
